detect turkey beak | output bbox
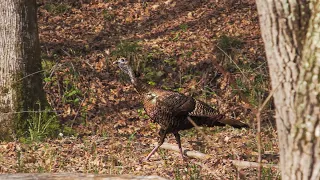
[113,61,118,65]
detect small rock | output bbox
[224,136,230,142]
[152,4,160,10]
[211,17,217,23]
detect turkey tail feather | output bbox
[218,119,249,128]
[190,115,249,128]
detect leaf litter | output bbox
[1,0,279,179]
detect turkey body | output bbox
[114,57,249,161]
[143,88,225,132]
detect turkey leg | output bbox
[145,129,167,161]
[173,132,185,160]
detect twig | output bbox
[95,137,109,144]
[16,70,45,82]
[61,48,71,57]
[44,63,61,88]
[209,55,256,113]
[187,117,212,144]
[84,60,95,70]
[208,51,282,179]
[257,110,262,179]
[70,91,88,128]
[256,81,281,179]
[70,62,78,76]
[216,45,249,82]
[0,110,60,115]
[258,82,280,112]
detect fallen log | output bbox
[228,159,278,169]
[158,142,278,169]
[0,173,167,180]
[160,142,211,160]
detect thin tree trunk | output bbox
[0,0,46,140]
[256,0,320,179]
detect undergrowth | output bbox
[216,35,270,108]
[26,105,60,142]
[43,3,71,15]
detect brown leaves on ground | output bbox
[1,0,279,179]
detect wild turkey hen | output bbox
[113,57,249,161]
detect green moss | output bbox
[43,3,71,15]
[0,72,24,140]
[11,72,28,139]
[217,35,243,54]
[111,41,141,58]
[0,71,61,141]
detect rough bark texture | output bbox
[0,0,46,140]
[256,0,320,179]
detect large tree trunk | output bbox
[256,1,320,179]
[0,0,46,140]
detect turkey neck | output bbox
[133,79,149,94]
[126,65,149,94]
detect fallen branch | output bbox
[209,54,256,113]
[158,142,278,169]
[160,142,211,160]
[227,160,278,169]
[0,173,167,180]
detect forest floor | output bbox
[0,0,279,179]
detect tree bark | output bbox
[0,0,46,140]
[256,0,320,179]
